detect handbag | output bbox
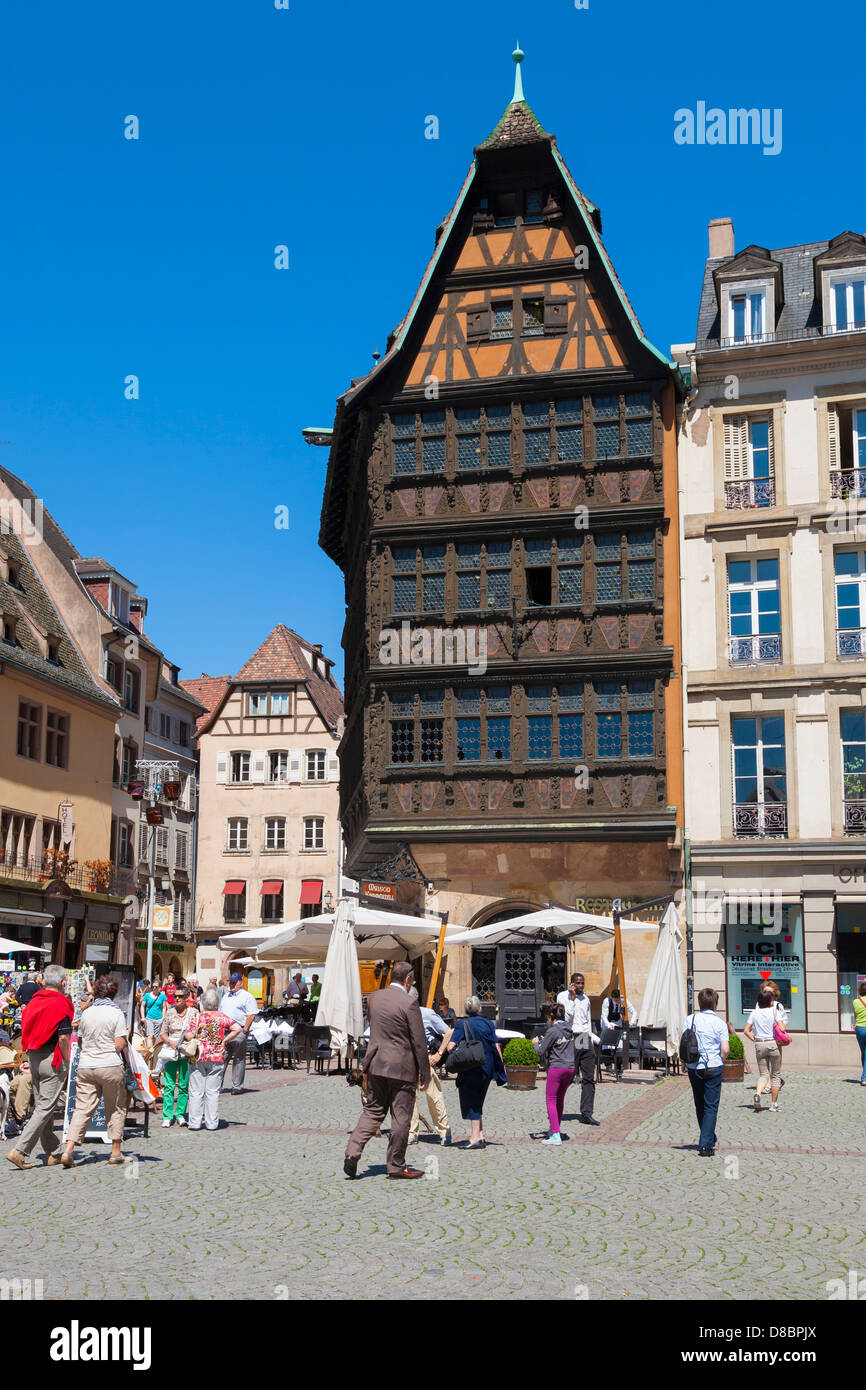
[772,1005,791,1047]
[444,1017,486,1074]
[179,1036,200,1060]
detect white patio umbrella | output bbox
[0,937,50,956]
[639,902,687,1052]
[257,905,458,963]
[313,899,364,1041]
[218,923,292,952]
[444,905,653,948]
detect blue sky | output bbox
[0,0,860,688]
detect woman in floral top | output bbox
[185,988,241,1131]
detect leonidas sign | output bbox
[361,880,397,903]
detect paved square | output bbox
[2,1065,862,1301]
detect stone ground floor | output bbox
[1,1063,864,1301]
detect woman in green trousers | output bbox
[159,985,193,1127]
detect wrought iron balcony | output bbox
[844,800,866,834]
[724,478,775,509]
[837,628,866,658]
[729,633,782,666]
[0,853,127,897]
[734,803,788,838]
[830,469,866,498]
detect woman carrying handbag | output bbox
[158,985,195,1128]
[744,986,790,1112]
[444,996,506,1148]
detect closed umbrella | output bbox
[314,899,364,1043]
[640,902,687,1053]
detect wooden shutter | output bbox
[543,298,568,330]
[327,751,340,782]
[828,404,840,473]
[766,415,775,479]
[289,749,303,783]
[251,750,267,784]
[215,750,227,783]
[465,306,491,341]
[139,822,149,861]
[723,414,748,479]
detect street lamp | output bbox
[324,889,334,912]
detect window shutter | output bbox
[251,750,267,784]
[327,751,340,782]
[185,775,196,812]
[723,414,748,480]
[828,404,840,472]
[215,750,227,783]
[465,306,491,341]
[139,823,149,861]
[766,415,775,479]
[289,749,303,783]
[543,298,568,330]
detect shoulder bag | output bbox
[444,1017,486,1074]
[772,1003,791,1047]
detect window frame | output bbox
[302,816,325,852]
[226,817,249,853]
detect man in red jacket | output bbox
[7,963,74,1170]
[344,961,430,1180]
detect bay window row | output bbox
[390,392,655,476]
[386,680,657,767]
[390,529,656,615]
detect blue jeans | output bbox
[856,1027,866,1082]
[688,1066,723,1150]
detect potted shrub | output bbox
[723,1029,745,1083]
[502,1037,539,1091]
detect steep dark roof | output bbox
[476,99,552,151]
[0,527,118,710]
[695,239,830,350]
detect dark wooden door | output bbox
[495,945,541,1019]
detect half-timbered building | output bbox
[320,55,684,1019]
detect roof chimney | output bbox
[709,217,734,259]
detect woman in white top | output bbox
[61,975,132,1166]
[744,987,787,1113]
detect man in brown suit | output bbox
[344,961,430,1179]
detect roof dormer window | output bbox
[830,275,866,333]
[6,561,21,589]
[109,581,130,625]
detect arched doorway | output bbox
[467,899,565,1023]
[169,956,183,979]
[133,954,144,980]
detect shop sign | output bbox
[86,928,114,944]
[361,880,397,902]
[573,896,665,923]
[725,905,805,1030]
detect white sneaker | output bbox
[161,1119,171,1128]
[769,1102,779,1112]
[177,1116,187,1127]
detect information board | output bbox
[62,1039,111,1144]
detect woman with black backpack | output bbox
[444,996,506,1149]
[680,987,730,1157]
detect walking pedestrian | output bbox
[141,980,166,1040]
[186,988,241,1131]
[683,988,729,1157]
[444,996,506,1149]
[532,1002,575,1144]
[6,963,73,1170]
[853,981,866,1086]
[220,974,258,1094]
[744,987,787,1112]
[559,972,600,1126]
[407,991,452,1147]
[60,975,132,1167]
[344,961,430,1179]
[159,985,194,1127]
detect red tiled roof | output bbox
[234,623,310,683]
[179,674,232,732]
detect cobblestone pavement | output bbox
[2,1065,864,1301]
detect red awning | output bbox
[299,880,323,906]
[260,880,283,896]
[222,880,245,896]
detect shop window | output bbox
[725,906,804,1030]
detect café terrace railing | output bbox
[734,802,788,839]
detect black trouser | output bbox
[575,1045,596,1118]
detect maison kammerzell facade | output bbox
[320,55,685,1020]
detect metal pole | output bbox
[145,810,156,982]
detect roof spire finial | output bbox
[511,42,525,104]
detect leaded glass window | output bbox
[627,530,655,558]
[524,401,550,467]
[456,408,481,471]
[390,693,413,717]
[457,542,481,611]
[393,546,416,572]
[558,684,583,711]
[597,712,622,758]
[557,424,583,461]
[394,439,416,474]
[525,189,544,223]
[596,681,621,709]
[627,680,654,709]
[393,576,415,613]
[486,541,511,608]
[595,420,620,459]
[527,684,552,711]
[421,546,446,612]
[556,534,583,604]
[487,686,510,713]
[486,405,511,467]
[625,393,652,416]
[393,413,415,435]
[626,418,652,455]
[526,538,551,566]
[523,298,544,336]
[628,711,654,757]
[557,398,583,424]
[420,719,444,763]
[456,718,480,761]
[596,534,621,561]
[457,687,481,713]
[491,304,513,339]
[422,435,446,472]
[421,411,445,434]
[628,560,655,600]
[391,721,414,763]
[597,564,622,601]
[560,714,583,758]
[594,395,619,418]
[420,688,444,715]
[528,716,552,759]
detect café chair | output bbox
[639,1025,675,1077]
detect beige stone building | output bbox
[678,219,866,1063]
[183,625,343,999]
